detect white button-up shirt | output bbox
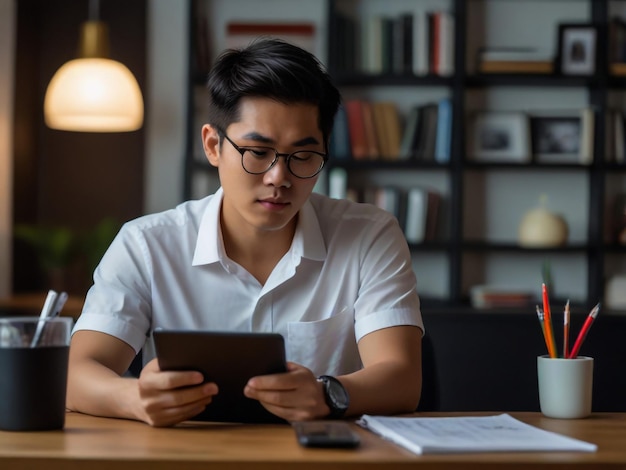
[73,189,423,377]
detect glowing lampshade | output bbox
[43,16,143,132]
[44,58,143,132]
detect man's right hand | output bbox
[135,358,218,427]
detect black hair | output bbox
[206,38,341,145]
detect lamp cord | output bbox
[88,0,100,22]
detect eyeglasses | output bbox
[220,132,327,179]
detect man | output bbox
[67,39,423,427]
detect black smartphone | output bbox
[293,421,361,448]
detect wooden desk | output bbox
[1,412,625,469]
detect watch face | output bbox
[320,376,349,416]
[328,379,349,407]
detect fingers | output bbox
[244,363,326,421]
[141,359,205,391]
[136,358,219,427]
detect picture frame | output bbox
[471,112,531,163]
[530,109,594,164]
[556,23,598,75]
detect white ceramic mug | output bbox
[537,355,593,419]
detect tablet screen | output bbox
[154,330,287,424]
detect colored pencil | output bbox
[541,283,557,358]
[568,303,600,359]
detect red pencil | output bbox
[542,283,557,358]
[567,303,600,359]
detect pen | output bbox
[568,302,600,359]
[563,300,570,359]
[30,290,59,348]
[535,305,551,355]
[541,283,557,358]
[51,291,68,318]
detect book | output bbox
[380,102,402,159]
[424,190,441,241]
[428,12,439,75]
[381,17,394,74]
[412,12,428,76]
[478,47,552,62]
[437,11,454,77]
[330,105,351,160]
[479,60,554,74]
[360,101,380,159]
[226,22,316,54]
[371,102,391,158]
[333,12,357,73]
[403,186,440,243]
[357,413,597,455]
[579,107,594,165]
[370,101,401,159]
[417,104,439,161]
[393,13,413,75]
[399,105,422,160]
[470,285,534,309]
[345,100,368,160]
[362,15,384,74]
[404,187,428,243]
[434,97,452,163]
[374,187,405,226]
[328,167,348,200]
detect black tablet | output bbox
[153,330,287,424]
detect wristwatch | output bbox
[317,375,350,419]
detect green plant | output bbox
[14,224,79,271]
[14,218,121,293]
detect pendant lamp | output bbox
[44,0,143,132]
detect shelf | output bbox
[183,0,626,308]
[466,74,596,87]
[461,242,589,253]
[462,161,592,170]
[326,161,449,170]
[333,73,454,87]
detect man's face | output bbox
[202,97,324,239]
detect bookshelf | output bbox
[183,0,626,313]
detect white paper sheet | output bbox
[357,413,598,454]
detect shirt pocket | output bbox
[287,307,361,377]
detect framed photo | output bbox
[556,24,598,75]
[471,112,531,162]
[530,109,594,164]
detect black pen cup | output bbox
[0,317,73,431]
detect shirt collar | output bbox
[293,197,326,262]
[191,188,327,267]
[192,188,225,266]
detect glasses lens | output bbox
[288,151,326,178]
[241,147,276,174]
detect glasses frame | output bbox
[219,131,328,179]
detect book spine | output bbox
[434,98,452,163]
[345,100,368,160]
[404,188,428,243]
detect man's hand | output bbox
[243,362,329,422]
[135,358,218,427]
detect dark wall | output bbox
[12,0,147,294]
[418,312,626,413]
